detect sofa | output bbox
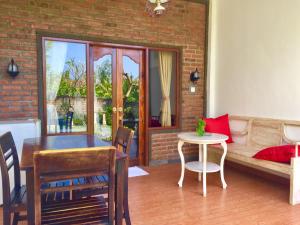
[208,115,300,205]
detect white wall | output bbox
[208,0,300,120]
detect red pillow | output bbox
[253,145,296,164]
[204,114,233,143]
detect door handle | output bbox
[112,107,117,113]
[118,107,123,112]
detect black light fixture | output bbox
[7,58,19,78]
[190,68,200,83]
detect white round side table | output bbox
[177,132,228,197]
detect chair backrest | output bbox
[34,146,116,225]
[114,127,134,156]
[0,132,21,207]
[65,111,74,129]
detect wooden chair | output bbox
[85,127,133,188]
[65,111,73,131]
[33,147,116,225]
[113,127,134,225]
[76,127,134,224]
[0,132,27,225]
[114,127,134,157]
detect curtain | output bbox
[46,41,67,133]
[158,51,172,127]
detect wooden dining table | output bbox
[20,134,128,225]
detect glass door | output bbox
[119,49,144,165]
[92,46,144,165]
[92,47,115,144]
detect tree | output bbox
[57,59,87,98]
[95,59,112,99]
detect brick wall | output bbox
[0,0,206,164]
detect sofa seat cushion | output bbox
[211,143,260,158]
[209,143,291,176]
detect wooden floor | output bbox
[2,163,300,225]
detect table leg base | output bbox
[178,181,183,187]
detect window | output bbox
[148,50,178,128]
[44,39,87,134]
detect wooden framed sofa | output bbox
[208,115,300,205]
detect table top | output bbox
[178,132,228,145]
[20,134,126,170]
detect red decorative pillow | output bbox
[203,114,233,143]
[253,145,296,164]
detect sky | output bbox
[47,40,139,80]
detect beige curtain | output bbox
[159,51,172,126]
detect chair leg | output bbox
[123,175,131,225]
[3,208,11,225]
[124,198,131,225]
[12,212,20,225]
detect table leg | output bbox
[198,144,202,181]
[202,144,207,197]
[26,168,35,225]
[220,141,228,189]
[178,140,185,187]
[116,158,125,225]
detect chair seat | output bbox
[10,185,27,213]
[41,196,109,225]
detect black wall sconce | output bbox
[7,58,19,78]
[190,68,200,83]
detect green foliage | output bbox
[103,105,112,126]
[58,101,72,116]
[122,73,139,129]
[95,60,139,128]
[196,119,206,136]
[122,73,139,103]
[102,136,113,142]
[73,114,87,126]
[55,57,140,129]
[73,117,84,126]
[57,59,87,97]
[95,60,112,99]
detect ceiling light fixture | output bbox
[146,0,169,17]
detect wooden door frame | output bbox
[118,49,145,165]
[90,45,145,165]
[41,37,90,136]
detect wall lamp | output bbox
[190,68,200,83]
[7,58,19,78]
